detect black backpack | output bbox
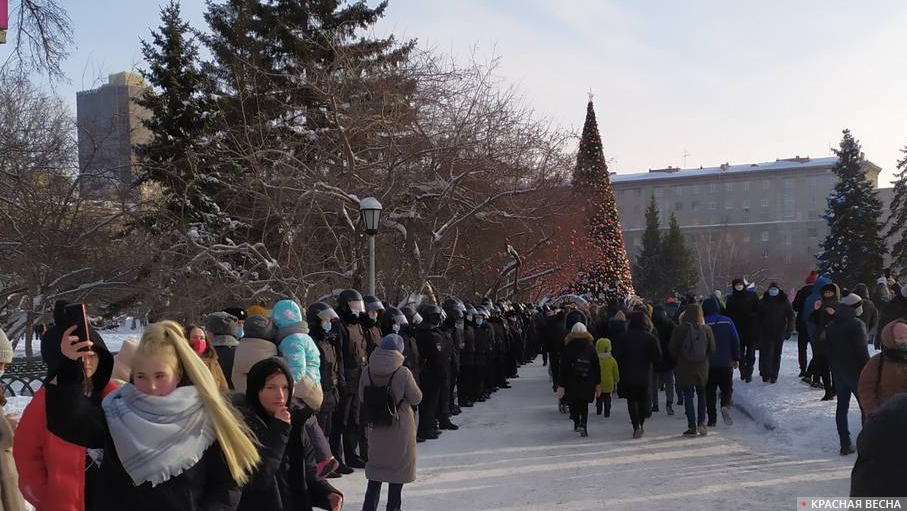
[361,366,404,427]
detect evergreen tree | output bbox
[569,99,635,301]
[632,195,664,300]
[887,145,907,273]
[662,214,698,294]
[818,129,887,286]
[135,0,220,232]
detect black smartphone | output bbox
[62,303,92,352]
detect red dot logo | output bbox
[802,503,806,507]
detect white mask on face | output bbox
[392,324,401,333]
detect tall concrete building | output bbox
[611,156,887,293]
[77,72,152,201]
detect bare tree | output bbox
[1,0,73,81]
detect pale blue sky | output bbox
[10,0,907,184]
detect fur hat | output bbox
[206,311,239,336]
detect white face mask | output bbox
[392,324,401,333]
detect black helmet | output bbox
[379,306,408,335]
[364,295,385,312]
[400,306,423,326]
[442,297,465,325]
[306,301,339,326]
[417,304,443,329]
[336,289,364,322]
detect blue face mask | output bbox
[392,324,401,333]
[476,318,485,326]
[322,322,332,333]
[235,326,244,339]
[768,288,779,297]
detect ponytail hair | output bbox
[139,321,260,485]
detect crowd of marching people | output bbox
[2,270,907,508]
[0,291,537,511]
[539,270,907,462]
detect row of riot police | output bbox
[302,288,543,475]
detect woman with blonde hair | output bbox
[45,320,260,510]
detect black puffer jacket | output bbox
[558,329,600,403]
[726,286,760,344]
[611,315,660,387]
[827,304,870,378]
[758,289,794,346]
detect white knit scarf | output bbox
[102,385,215,487]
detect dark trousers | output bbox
[438,374,452,424]
[363,480,403,511]
[542,350,548,365]
[568,399,589,428]
[833,370,861,447]
[797,326,810,373]
[418,376,440,437]
[330,392,360,463]
[680,385,707,429]
[759,336,784,379]
[740,337,756,379]
[810,354,832,394]
[706,367,733,424]
[458,364,473,404]
[317,409,333,440]
[549,354,560,391]
[624,384,650,429]
[475,363,488,398]
[596,392,612,416]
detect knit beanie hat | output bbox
[571,323,588,334]
[0,327,13,364]
[206,311,239,336]
[840,293,864,316]
[247,305,269,318]
[805,270,818,285]
[380,333,405,353]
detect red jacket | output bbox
[13,383,118,511]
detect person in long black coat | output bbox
[850,391,907,496]
[828,296,870,455]
[236,358,294,511]
[757,283,794,383]
[544,309,568,392]
[556,323,601,437]
[725,279,760,382]
[611,312,661,439]
[791,272,817,377]
[650,305,676,414]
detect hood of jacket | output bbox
[367,346,405,376]
[702,297,720,316]
[595,338,612,353]
[245,357,294,420]
[880,319,907,350]
[271,299,310,331]
[819,282,841,301]
[833,302,859,322]
[42,300,114,394]
[853,283,870,300]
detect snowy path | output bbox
[333,360,854,510]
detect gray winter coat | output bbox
[359,348,423,484]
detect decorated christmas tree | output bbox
[818,129,887,287]
[568,99,635,301]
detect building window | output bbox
[691,201,700,212]
[654,186,664,197]
[634,237,642,247]
[709,201,717,210]
[675,202,683,211]
[785,231,792,245]
[725,200,733,210]
[743,232,751,243]
[761,231,769,242]
[742,199,751,210]
[761,247,769,259]
[785,253,792,264]
[784,178,795,190]
[710,183,718,193]
[674,186,683,196]
[807,228,817,239]
[743,210,752,222]
[692,185,701,195]
[783,197,795,219]
[725,182,733,192]
[761,198,769,208]
[634,188,642,197]
[762,179,771,191]
[743,181,751,192]
[617,189,625,199]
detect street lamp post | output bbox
[360,197,382,296]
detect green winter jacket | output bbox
[595,338,620,393]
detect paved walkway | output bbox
[335,360,854,510]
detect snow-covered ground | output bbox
[3,334,860,510]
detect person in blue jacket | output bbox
[271,299,322,409]
[702,297,740,427]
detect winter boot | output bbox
[721,406,733,425]
[821,392,834,401]
[633,428,644,439]
[596,397,604,416]
[682,427,698,437]
[697,424,708,436]
[604,404,611,418]
[666,403,674,416]
[840,444,856,455]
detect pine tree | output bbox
[568,99,635,301]
[135,0,220,232]
[818,129,887,287]
[662,214,698,294]
[632,195,664,300]
[887,145,907,273]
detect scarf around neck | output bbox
[102,384,216,487]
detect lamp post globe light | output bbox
[360,197,382,295]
